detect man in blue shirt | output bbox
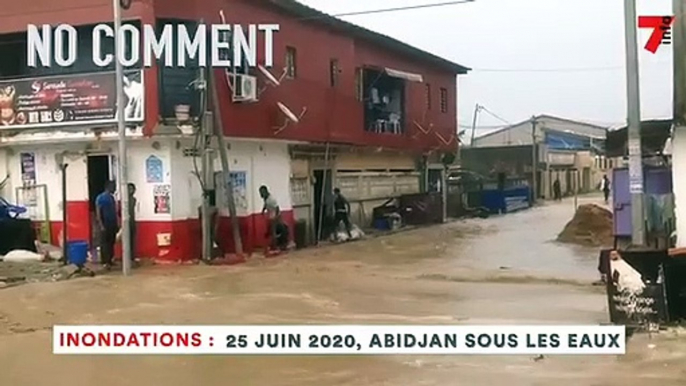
[96,180,118,269]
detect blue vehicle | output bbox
[0,196,27,220]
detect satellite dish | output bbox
[259,65,280,86]
[277,102,299,123]
[274,102,307,135]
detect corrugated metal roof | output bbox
[605,119,673,158]
[474,114,608,142]
[265,0,470,74]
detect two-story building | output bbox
[0,0,468,262]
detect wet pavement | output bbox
[1,195,685,385]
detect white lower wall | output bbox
[169,139,292,221]
[0,137,292,224]
[2,144,89,221]
[673,126,686,247]
[0,140,175,223]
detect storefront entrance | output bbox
[87,154,114,247]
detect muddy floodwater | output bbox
[1,195,685,385]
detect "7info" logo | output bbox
[638,16,675,53]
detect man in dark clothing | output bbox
[274,222,290,251]
[197,190,219,257]
[96,180,118,269]
[553,179,562,201]
[602,175,611,203]
[333,188,352,239]
[127,183,137,260]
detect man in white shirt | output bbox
[601,175,611,203]
[259,185,281,252]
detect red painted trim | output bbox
[48,201,91,246]
[216,211,295,254]
[39,210,295,263]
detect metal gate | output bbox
[15,184,51,244]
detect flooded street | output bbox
[1,195,685,386]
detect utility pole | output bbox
[113,0,131,275]
[672,0,686,248]
[208,68,243,255]
[198,65,213,262]
[469,103,481,146]
[531,116,538,204]
[624,0,645,246]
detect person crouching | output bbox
[259,185,287,254]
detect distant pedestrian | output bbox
[602,175,611,203]
[127,183,137,260]
[553,179,562,201]
[333,188,352,239]
[96,180,118,269]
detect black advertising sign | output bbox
[0,70,144,129]
[603,250,670,326]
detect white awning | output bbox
[384,67,423,83]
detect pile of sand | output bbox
[557,204,613,246]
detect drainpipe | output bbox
[61,163,68,265]
[442,166,448,222]
[531,116,538,204]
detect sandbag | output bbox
[332,224,365,243]
[2,249,44,262]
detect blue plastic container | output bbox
[67,241,89,266]
[373,218,390,230]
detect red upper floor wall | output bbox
[0,0,469,154]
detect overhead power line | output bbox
[323,0,476,19]
[472,66,625,73]
[478,105,511,125]
[459,124,507,130]
[472,59,669,73]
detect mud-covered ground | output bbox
[1,195,685,386]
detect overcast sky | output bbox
[298,0,673,136]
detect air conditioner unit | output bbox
[230,74,258,103]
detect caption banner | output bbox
[53,325,626,355]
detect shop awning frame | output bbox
[384,67,424,83]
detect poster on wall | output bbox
[153,184,171,214]
[146,155,164,183]
[20,152,36,182]
[229,172,248,211]
[214,171,248,211]
[19,152,37,207]
[628,156,643,194]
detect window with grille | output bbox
[426,84,432,110]
[330,59,339,87]
[355,68,363,101]
[440,87,448,113]
[286,46,297,78]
